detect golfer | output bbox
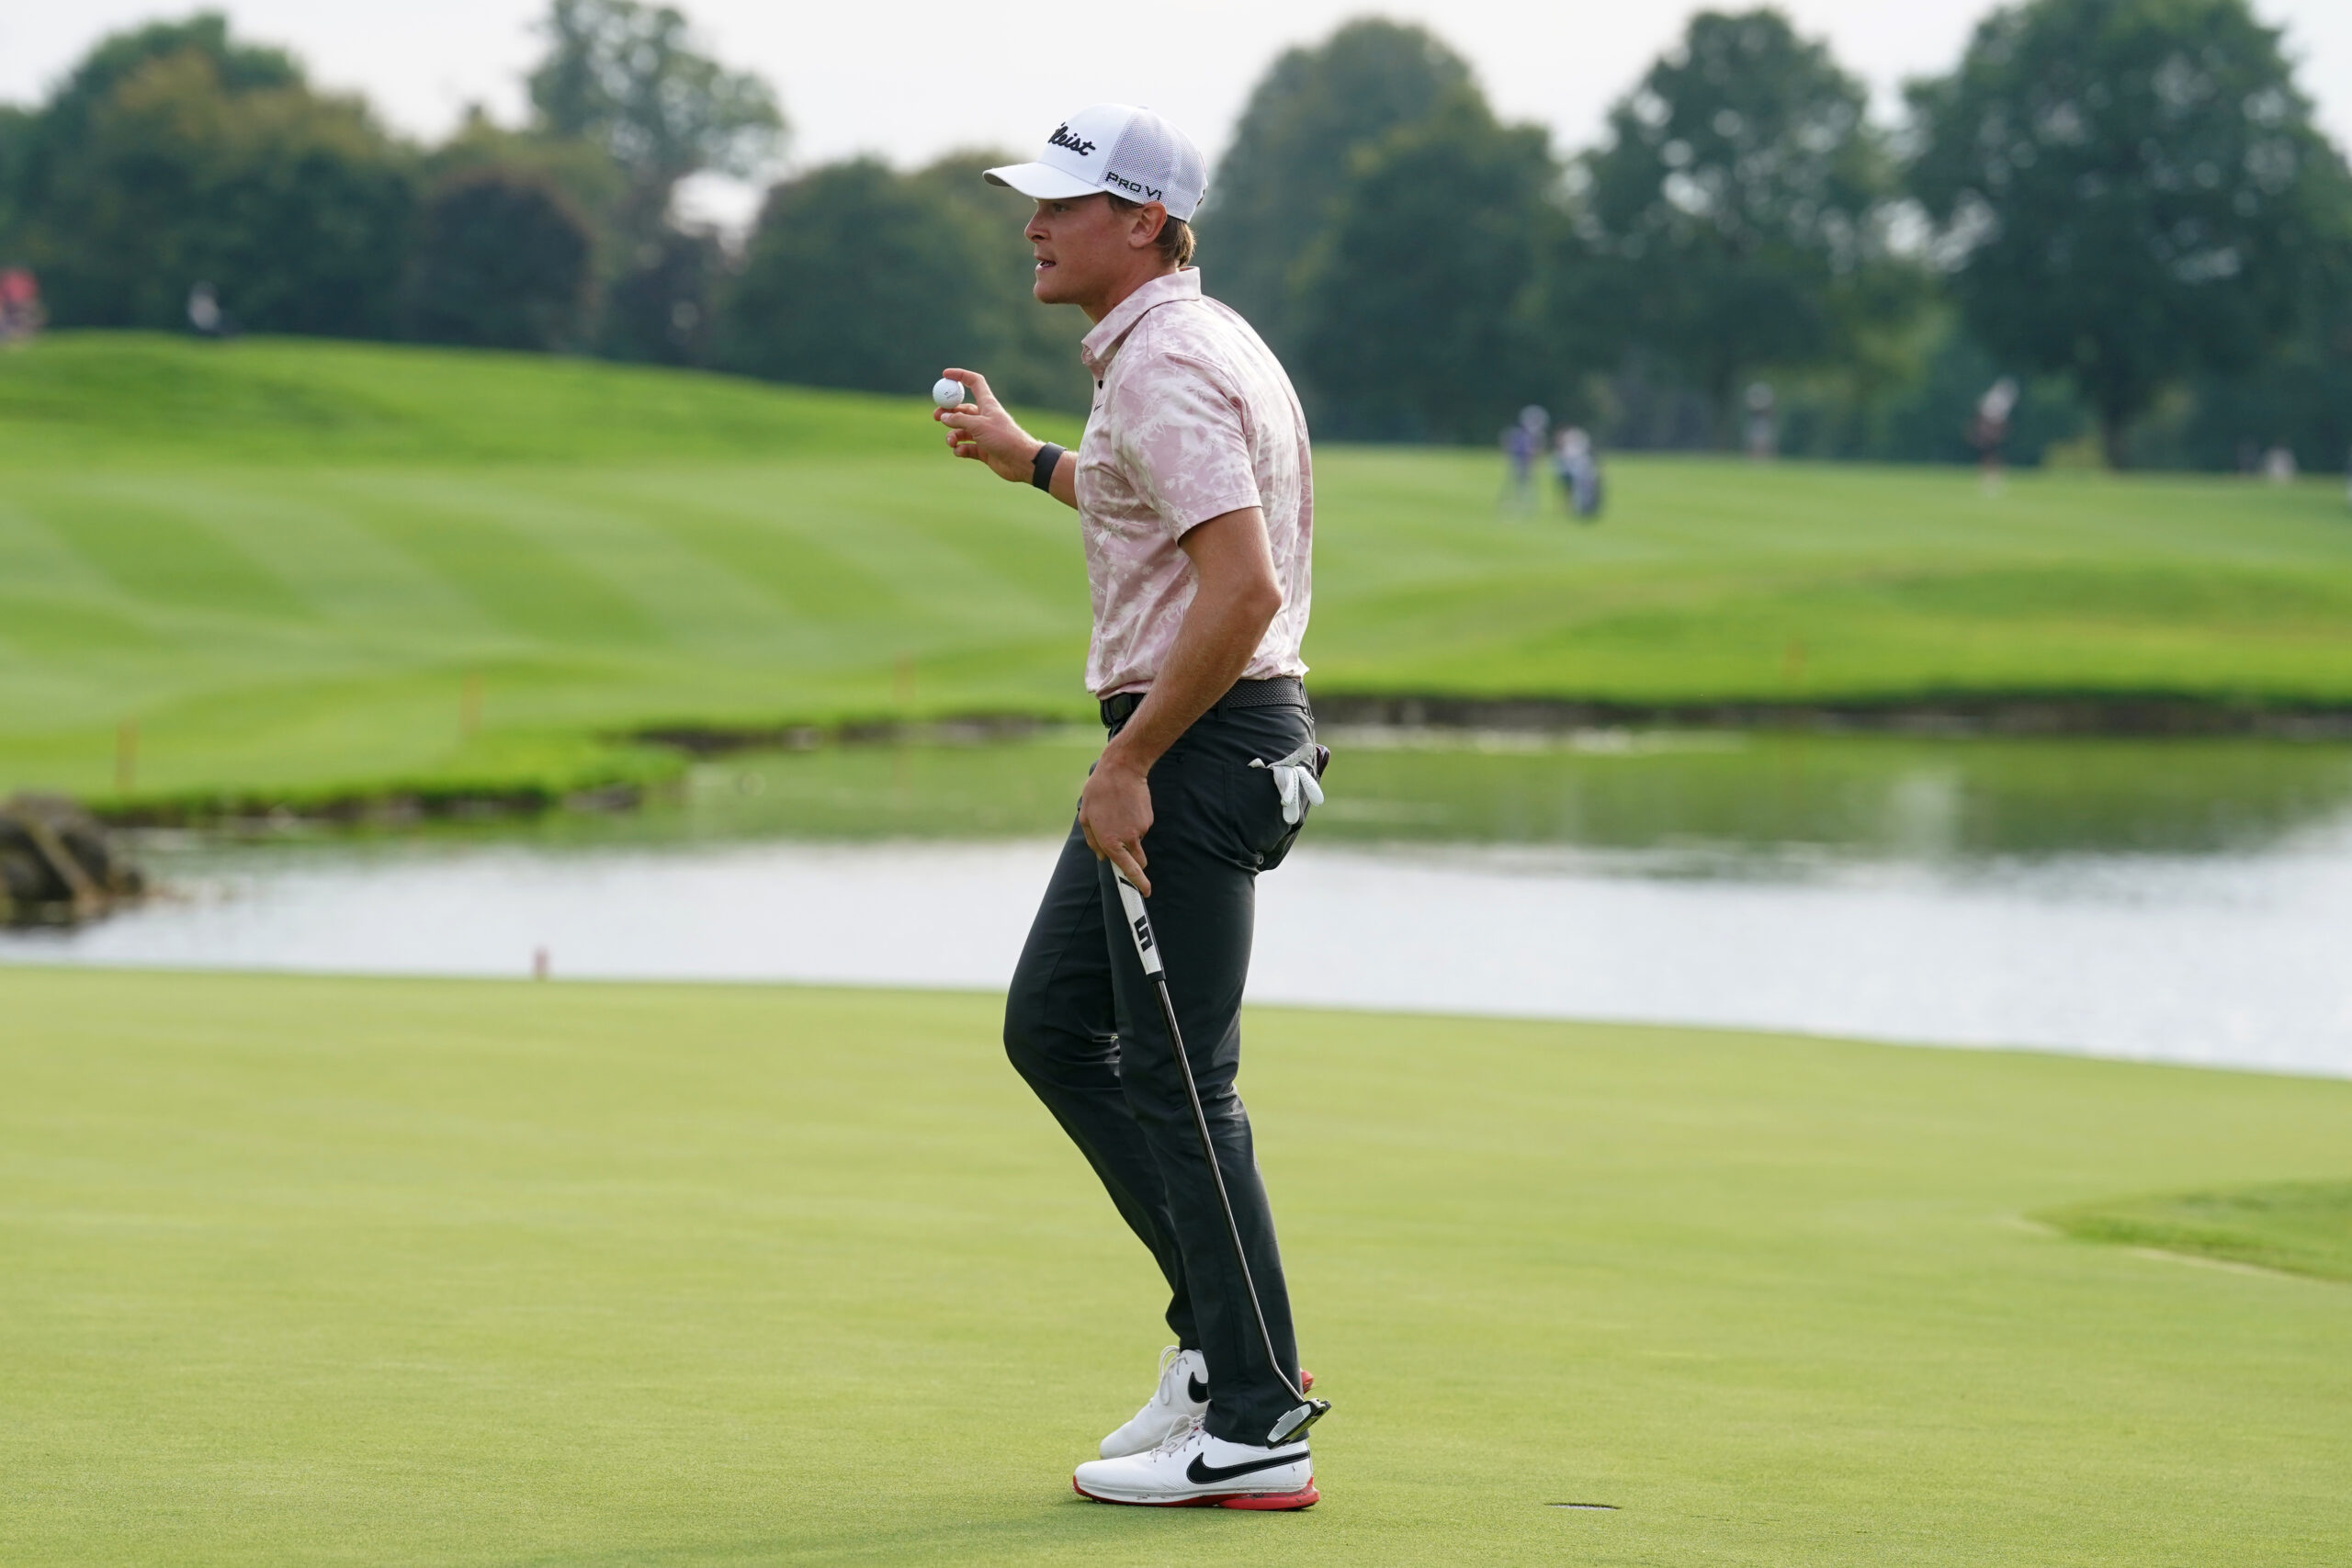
[935,103,1324,1510]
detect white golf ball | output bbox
[933,377,968,408]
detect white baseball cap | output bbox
[984,103,1208,222]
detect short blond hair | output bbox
[1104,195,1195,267]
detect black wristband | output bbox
[1030,443,1065,491]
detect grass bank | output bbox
[3,967,2348,1564]
[2044,1181,2352,1281]
[4,333,2350,809]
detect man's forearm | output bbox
[1013,440,1077,508]
[1103,517,1281,773]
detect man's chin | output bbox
[1033,266,1077,305]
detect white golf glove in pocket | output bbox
[1250,741,1327,826]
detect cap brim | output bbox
[983,162,1105,201]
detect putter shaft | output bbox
[1114,872,1329,1443]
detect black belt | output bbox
[1100,675,1307,729]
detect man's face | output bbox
[1025,195,1160,309]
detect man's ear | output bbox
[1128,201,1168,250]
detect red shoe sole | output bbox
[1072,1477,1320,1510]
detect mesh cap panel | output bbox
[1102,108,1207,220]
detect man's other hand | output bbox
[1079,752,1152,896]
[934,369,1041,483]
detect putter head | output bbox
[1267,1398,1330,1446]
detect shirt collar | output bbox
[1080,269,1201,376]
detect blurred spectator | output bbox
[0,268,44,344]
[1555,425,1604,521]
[187,281,229,338]
[2262,445,2298,484]
[1970,377,2018,491]
[1498,416,1538,513]
[1745,381,1777,460]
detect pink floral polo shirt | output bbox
[1073,268,1313,698]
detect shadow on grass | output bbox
[2040,1179,2352,1283]
[501,1495,1332,1567]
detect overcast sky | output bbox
[7,0,2348,231]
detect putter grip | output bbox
[1113,874,1165,976]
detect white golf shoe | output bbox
[1073,1416,1317,1509]
[1098,1346,1210,1459]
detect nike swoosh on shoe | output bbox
[1186,1448,1307,1484]
[1187,1374,1209,1403]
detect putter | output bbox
[1114,869,1331,1448]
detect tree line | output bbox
[3,1,2347,469]
[0,4,780,367]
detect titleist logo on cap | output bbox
[1047,123,1097,158]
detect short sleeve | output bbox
[1110,354,1262,538]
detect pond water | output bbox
[8,729,2351,1077]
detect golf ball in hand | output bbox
[933,377,969,408]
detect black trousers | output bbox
[1003,698,1315,1445]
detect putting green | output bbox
[6,333,2352,810]
[3,967,2346,1564]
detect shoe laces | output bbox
[1152,1345,1184,1407]
[1152,1413,1204,1457]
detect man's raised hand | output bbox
[933,368,1042,483]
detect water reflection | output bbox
[593,728,2352,866]
[1312,730,2352,866]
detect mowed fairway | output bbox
[4,967,2348,1565]
[5,333,2352,805]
